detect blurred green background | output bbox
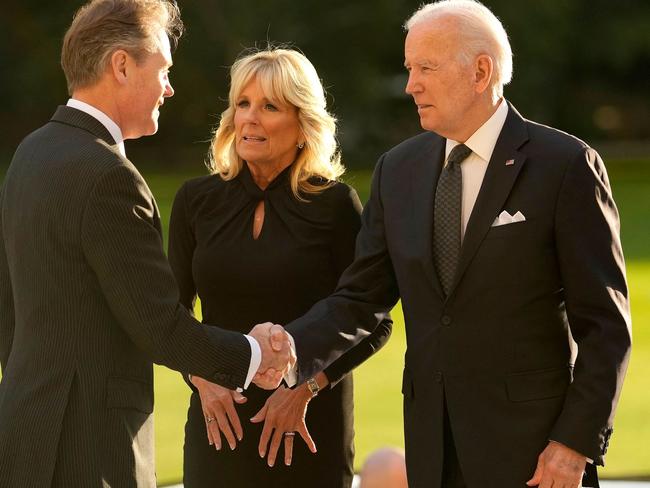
[1,0,649,484]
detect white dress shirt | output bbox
[66,98,261,390]
[67,99,127,157]
[444,99,509,242]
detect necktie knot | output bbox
[447,144,472,168]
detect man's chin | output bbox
[418,117,437,132]
[142,121,159,137]
[123,125,158,140]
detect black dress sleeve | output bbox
[322,184,393,387]
[168,181,198,312]
[168,181,200,390]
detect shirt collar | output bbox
[445,99,509,163]
[66,98,126,157]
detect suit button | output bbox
[434,372,443,383]
[441,315,452,326]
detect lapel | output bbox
[447,102,530,297]
[50,105,117,146]
[410,133,446,298]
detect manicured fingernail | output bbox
[285,458,292,466]
[209,441,213,446]
[268,460,274,467]
[237,435,242,441]
[215,444,221,451]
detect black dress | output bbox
[168,163,392,488]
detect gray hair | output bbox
[61,0,183,95]
[405,0,513,98]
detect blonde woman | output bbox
[169,48,392,487]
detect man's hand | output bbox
[527,441,587,488]
[249,322,296,390]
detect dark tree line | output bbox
[1,0,649,168]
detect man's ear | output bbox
[110,50,130,85]
[474,54,494,95]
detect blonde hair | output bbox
[61,0,183,95]
[208,48,344,199]
[405,0,513,99]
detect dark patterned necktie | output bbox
[433,143,472,297]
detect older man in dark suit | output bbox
[285,1,631,487]
[0,1,293,486]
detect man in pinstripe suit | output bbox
[0,1,294,486]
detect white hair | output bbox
[405,0,513,99]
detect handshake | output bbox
[248,322,296,389]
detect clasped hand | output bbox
[249,322,296,390]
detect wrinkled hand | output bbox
[249,322,296,389]
[192,375,247,451]
[250,384,317,467]
[527,441,587,488]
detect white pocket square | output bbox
[492,210,526,227]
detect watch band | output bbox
[306,377,320,397]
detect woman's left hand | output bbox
[250,383,317,467]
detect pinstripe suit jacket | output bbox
[0,106,251,487]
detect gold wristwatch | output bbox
[306,377,320,397]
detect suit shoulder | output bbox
[25,120,127,172]
[524,119,592,157]
[384,131,440,161]
[375,132,442,178]
[9,121,135,196]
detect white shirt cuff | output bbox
[241,334,261,391]
[284,332,298,387]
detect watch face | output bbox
[307,378,319,396]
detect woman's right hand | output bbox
[191,375,247,450]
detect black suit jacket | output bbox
[0,106,251,487]
[287,103,631,488]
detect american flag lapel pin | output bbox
[505,159,515,166]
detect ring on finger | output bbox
[206,416,215,423]
[284,432,296,437]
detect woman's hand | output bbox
[192,375,247,451]
[251,373,328,467]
